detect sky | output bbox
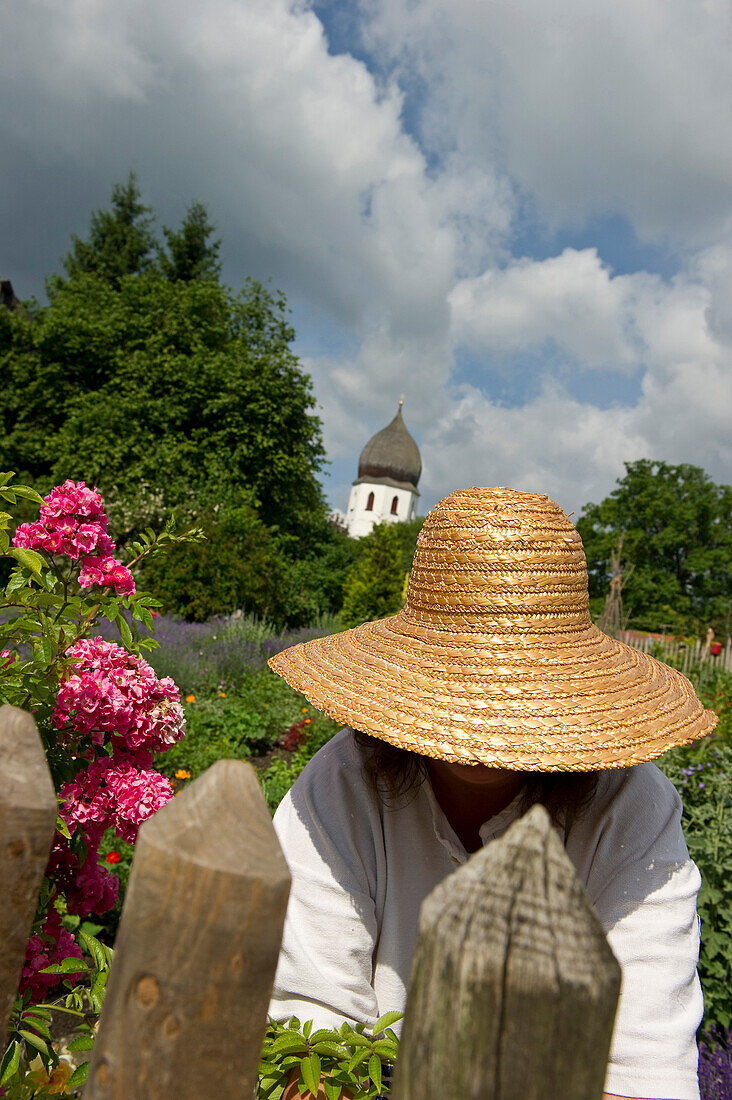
[3,0,732,519]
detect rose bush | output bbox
[0,472,202,1097]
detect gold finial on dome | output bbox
[399,394,404,408]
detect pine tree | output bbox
[62,173,155,287]
[159,201,221,282]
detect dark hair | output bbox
[353,729,603,835]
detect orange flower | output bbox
[304,718,311,725]
[218,691,226,698]
[185,694,196,703]
[301,707,308,713]
[175,768,191,780]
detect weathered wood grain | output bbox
[392,803,621,1100]
[0,705,57,1040]
[86,759,291,1099]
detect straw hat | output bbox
[269,487,717,770]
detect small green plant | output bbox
[258,1014,401,1099]
[657,737,732,1033]
[259,716,342,814]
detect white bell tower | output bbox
[345,399,422,538]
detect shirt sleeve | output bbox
[268,733,383,1032]
[587,766,703,1100]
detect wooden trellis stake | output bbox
[86,759,290,1099]
[0,705,57,1040]
[392,804,621,1100]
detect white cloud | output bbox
[450,248,645,369]
[422,382,649,515]
[2,0,732,522]
[362,0,732,245]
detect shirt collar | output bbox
[422,778,526,865]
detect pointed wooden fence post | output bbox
[0,705,57,1041]
[392,804,621,1100]
[86,759,290,1099]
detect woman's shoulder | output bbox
[596,761,682,825]
[274,728,377,822]
[568,762,689,894]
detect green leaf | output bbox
[20,1015,52,1040]
[372,1010,403,1035]
[67,1034,95,1052]
[323,1080,343,1100]
[11,485,44,503]
[347,1051,368,1075]
[80,929,108,971]
[0,1041,20,1085]
[38,958,87,975]
[68,1061,91,1090]
[9,548,45,575]
[311,1041,350,1060]
[261,1083,285,1100]
[117,614,133,650]
[308,1030,341,1046]
[19,1029,51,1056]
[55,815,72,840]
[368,1055,381,1092]
[300,1053,322,1097]
[6,570,30,595]
[271,1033,308,1057]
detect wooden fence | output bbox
[618,631,732,676]
[0,704,620,1099]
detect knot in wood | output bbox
[162,1015,180,1039]
[5,836,26,859]
[135,975,160,1009]
[94,1060,111,1087]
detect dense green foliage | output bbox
[341,519,422,628]
[259,1013,401,1099]
[62,173,156,287]
[0,175,356,624]
[0,271,326,538]
[578,460,732,634]
[658,737,732,1034]
[140,505,360,626]
[158,200,221,283]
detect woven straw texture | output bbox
[269,487,717,771]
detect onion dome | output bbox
[354,403,422,493]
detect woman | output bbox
[268,487,716,1100]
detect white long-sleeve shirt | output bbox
[270,729,703,1099]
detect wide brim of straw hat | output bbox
[269,488,718,771]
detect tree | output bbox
[1,176,332,621]
[159,201,221,283]
[341,523,407,628]
[577,461,732,635]
[62,173,155,287]
[0,272,326,540]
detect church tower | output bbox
[345,400,422,538]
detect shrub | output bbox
[657,737,732,1035]
[0,472,199,1095]
[258,1014,401,1099]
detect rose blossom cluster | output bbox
[20,910,84,1003]
[20,640,182,998]
[13,479,135,595]
[54,638,186,754]
[60,757,174,846]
